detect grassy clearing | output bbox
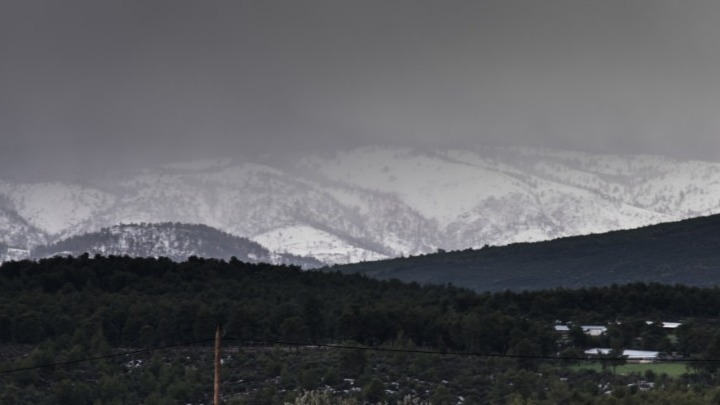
[571,361,688,377]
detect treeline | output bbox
[2,255,720,352]
[3,256,720,403]
[0,254,549,353]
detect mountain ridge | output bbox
[331,212,720,291]
[1,145,719,264]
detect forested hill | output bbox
[3,255,720,350]
[29,222,323,268]
[331,213,720,292]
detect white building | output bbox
[581,325,607,336]
[585,348,660,363]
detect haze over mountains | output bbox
[1,145,720,265]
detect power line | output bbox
[226,338,714,364]
[0,336,716,376]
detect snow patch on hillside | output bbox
[253,225,388,265]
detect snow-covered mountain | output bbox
[2,145,720,265]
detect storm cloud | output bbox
[2,0,720,179]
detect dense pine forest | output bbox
[3,255,720,403]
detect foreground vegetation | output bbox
[3,255,720,403]
[571,362,688,378]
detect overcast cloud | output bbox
[2,0,720,180]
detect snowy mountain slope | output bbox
[0,206,46,248]
[0,181,115,238]
[99,163,403,260]
[253,225,389,265]
[479,147,720,216]
[299,146,688,246]
[1,146,720,264]
[303,148,533,223]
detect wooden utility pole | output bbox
[214,323,222,405]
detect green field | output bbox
[572,362,688,377]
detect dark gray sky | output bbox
[2,0,720,179]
